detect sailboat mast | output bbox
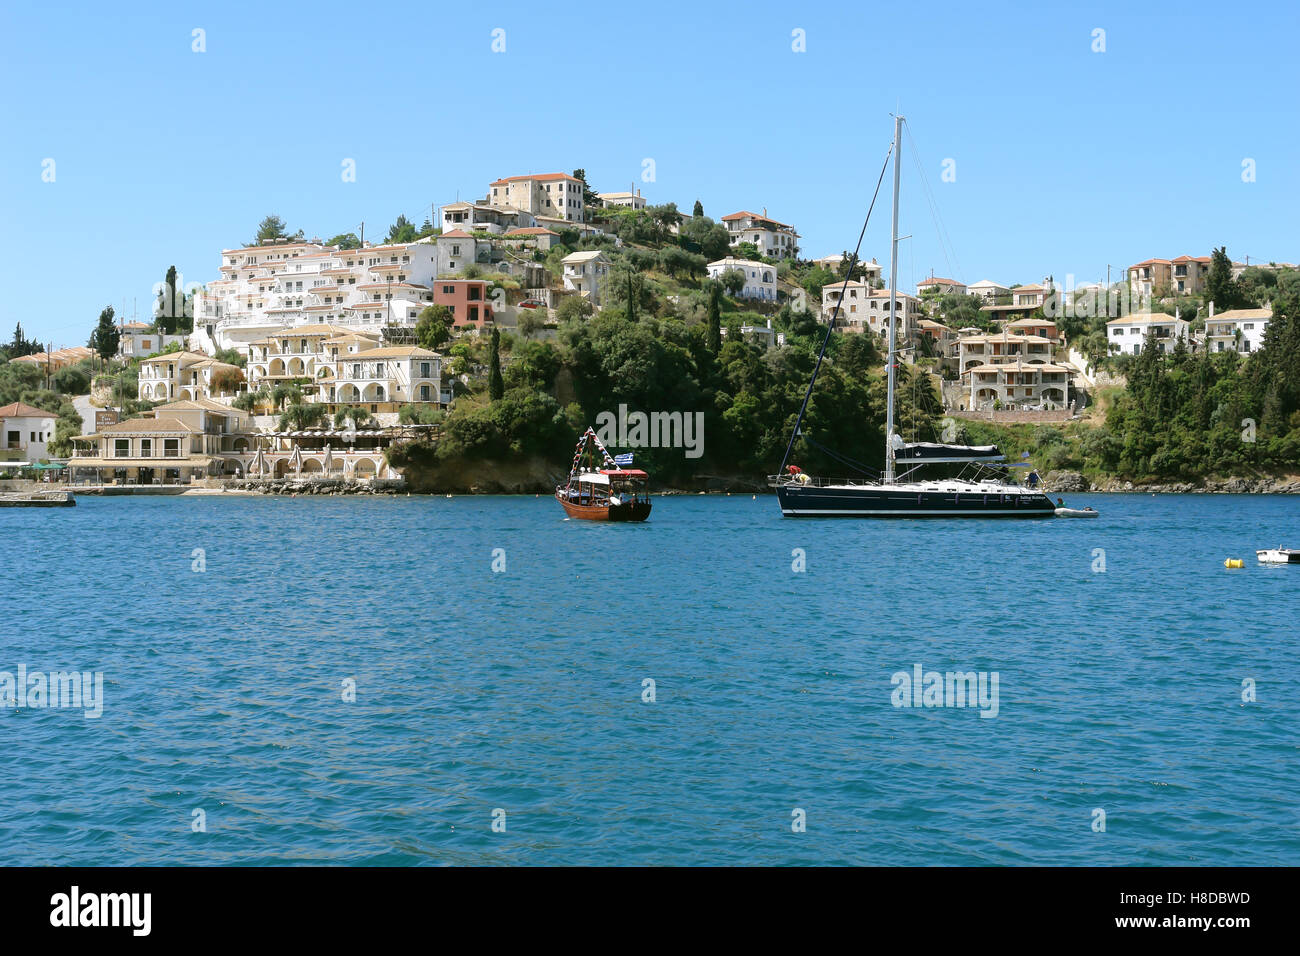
[884,114,904,483]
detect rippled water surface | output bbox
[2,492,1298,865]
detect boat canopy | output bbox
[895,441,1005,463]
[598,469,649,479]
[573,472,610,485]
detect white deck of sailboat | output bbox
[779,477,1043,494]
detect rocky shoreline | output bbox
[1042,471,1300,495]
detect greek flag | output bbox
[614,453,634,466]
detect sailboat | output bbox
[770,115,1055,518]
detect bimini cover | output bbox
[895,441,1004,463]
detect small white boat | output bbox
[1054,507,1098,518]
[1257,548,1300,564]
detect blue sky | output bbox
[2,0,1296,347]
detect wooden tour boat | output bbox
[556,428,651,522]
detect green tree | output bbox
[720,268,746,297]
[556,296,594,325]
[333,405,375,429]
[679,216,731,261]
[415,305,453,351]
[706,281,723,354]
[488,327,504,400]
[89,306,119,363]
[692,199,704,217]
[7,322,40,358]
[517,309,546,340]
[253,214,298,245]
[279,401,327,431]
[1205,246,1244,311]
[386,215,417,244]
[327,232,362,250]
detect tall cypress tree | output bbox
[706,282,723,354]
[488,328,504,401]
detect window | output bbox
[420,385,431,401]
[164,439,180,457]
[115,439,130,457]
[420,362,430,377]
[140,438,153,457]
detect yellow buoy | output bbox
[1224,558,1243,568]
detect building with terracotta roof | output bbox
[917,276,967,297]
[10,346,94,373]
[1,402,58,463]
[721,210,800,260]
[1127,256,1216,297]
[488,172,585,222]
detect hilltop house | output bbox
[597,190,646,209]
[1128,255,1214,297]
[488,173,585,222]
[721,210,800,260]
[917,276,967,298]
[967,279,1010,302]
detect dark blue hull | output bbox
[777,484,1055,517]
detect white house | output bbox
[1105,312,1190,355]
[598,190,646,210]
[116,322,187,360]
[562,251,611,306]
[1205,307,1271,353]
[707,257,777,302]
[966,280,1010,302]
[720,210,799,260]
[1,402,58,463]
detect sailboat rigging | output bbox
[770,115,1055,518]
